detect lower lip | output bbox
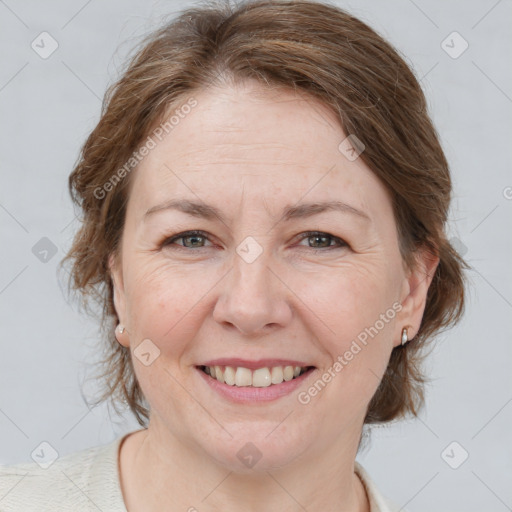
[196,367,316,403]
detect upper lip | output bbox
[199,358,314,370]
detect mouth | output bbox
[197,364,315,387]
[195,357,318,404]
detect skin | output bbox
[109,79,439,512]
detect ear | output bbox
[109,253,129,347]
[394,246,440,347]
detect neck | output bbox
[119,422,370,512]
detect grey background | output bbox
[1,0,511,510]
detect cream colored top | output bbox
[0,429,403,511]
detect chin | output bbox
[194,419,315,473]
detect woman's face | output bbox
[110,80,436,471]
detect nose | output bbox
[212,248,293,336]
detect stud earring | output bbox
[401,326,412,346]
[117,324,125,334]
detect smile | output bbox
[200,364,313,387]
[196,361,317,403]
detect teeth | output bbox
[252,368,271,387]
[283,366,294,381]
[203,364,309,387]
[214,365,224,383]
[271,366,283,384]
[224,366,236,386]
[235,367,252,386]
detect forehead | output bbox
[155,83,343,169]
[127,81,393,224]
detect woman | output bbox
[0,0,468,510]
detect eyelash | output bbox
[162,230,347,252]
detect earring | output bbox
[117,324,125,334]
[401,326,412,346]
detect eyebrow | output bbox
[144,199,371,224]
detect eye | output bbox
[162,230,212,249]
[161,230,347,252]
[295,231,347,251]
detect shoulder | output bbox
[355,461,409,512]
[0,434,129,512]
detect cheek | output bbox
[295,267,399,422]
[313,258,397,332]
[122,262,210,419]
[305,259,399,383]
[124,259,217,348]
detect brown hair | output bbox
[61,0,470,428]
